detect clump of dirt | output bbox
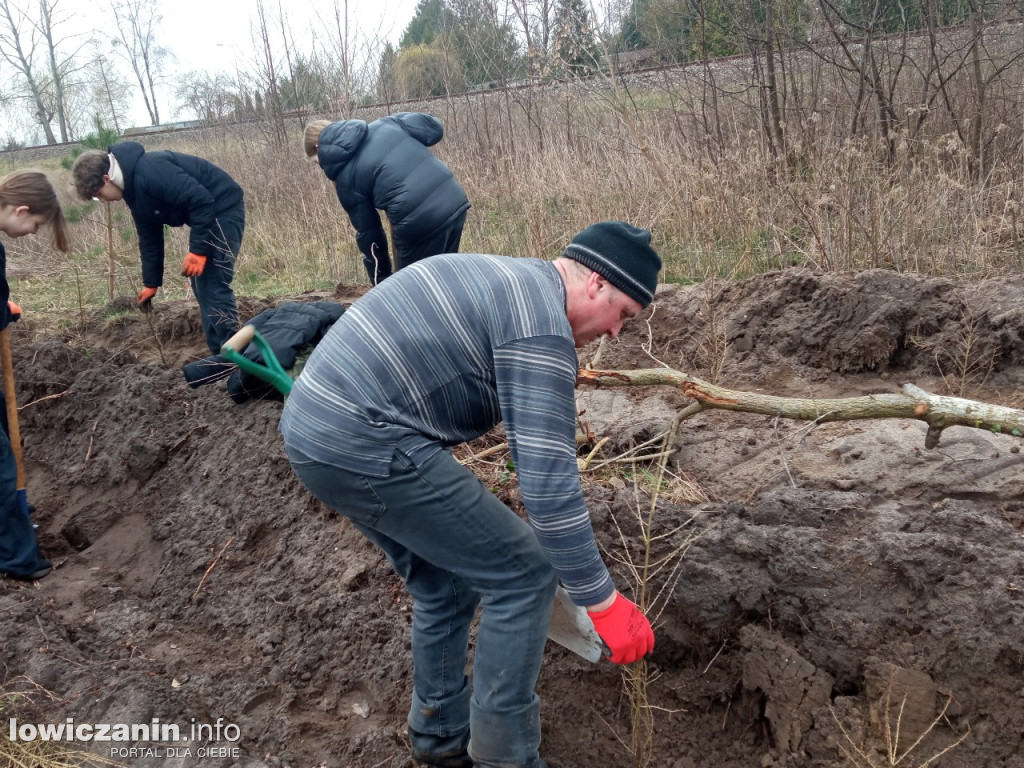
[2,268,1022,768]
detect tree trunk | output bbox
[39,0,69,142]
[142,50,160,125]
[967,7,986,178]
[98,59,122,133]
[762,0,788,166]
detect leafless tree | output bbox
[110,0,167,126]
[809,0,1023,173]
[273,0,304,121]
[88,45,131,134]
[174,70,235,123]
[247,0,288,145]
[0,98,36,146]
[688,0,725,158]
[38,0,67,139]
[311,0,354,112]
[310,0,387,113]
[959,0,1024,176]
[751,0,789,166]
[814,0,907,163]
[37,0,89,141]
[507,0,554,76]
[0,0,56,142]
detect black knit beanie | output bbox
[564,221,662,307]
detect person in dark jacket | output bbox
[72,142,245,355]
[304,113,470,285]
[0,169,70,581]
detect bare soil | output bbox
[2,267,1023,768]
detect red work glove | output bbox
[7,300,21,322]
[137,286,158,312]
[587,592,655,665]
[181,252,207,277]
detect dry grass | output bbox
[829,668,970,768]
[1,736,127,768]
[1,678,128,768]
[1,34,1021,327]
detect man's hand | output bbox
[181,252,207,277]
[7,300,21,322]
[137,286,158,313]
[587,592,655,664]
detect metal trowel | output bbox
[547,586,607,662]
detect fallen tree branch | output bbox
[191,536,235,601]
[20,389,72,409]
[577,368,1024,449]
[170,424,210,453]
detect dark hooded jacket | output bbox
[109,141,244,288]
[316,113,469,261]
[182,300,345,404]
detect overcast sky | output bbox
[1,0,420,144]
[136,0,420,123]
[154,0,418,81]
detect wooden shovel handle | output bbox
[221,324,256,354]
[0,327,25,489]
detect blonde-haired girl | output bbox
[0,169,70,252]
[0,168,68,581]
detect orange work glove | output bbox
[181,252,207,277]
[7,300,21,322]
[137,286,158,313]
[587,592,655,665]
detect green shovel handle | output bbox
[220,325,294,397]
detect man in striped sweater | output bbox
[280,221,661,768]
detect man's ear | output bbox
[587,271,603,300]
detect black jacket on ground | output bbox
[182,300,345,404]
[109,141,245,288]
[316,113,470,263]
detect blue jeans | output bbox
[191,204,243,354]
[0,393,49,579]
[285,444,556,768]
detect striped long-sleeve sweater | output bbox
[279,253,614,606]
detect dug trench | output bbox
[2,268,1023,768]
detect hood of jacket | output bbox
[388,112,444,147]
[316,120,369,182]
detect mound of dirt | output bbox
[2,268,1022,768]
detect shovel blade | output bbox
[547,586,606,663]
